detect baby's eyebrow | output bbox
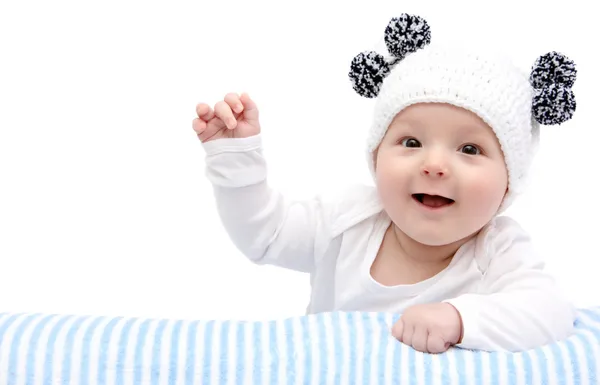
[456,124,489,134]
[455,125,495,141]
[388,119,424,132]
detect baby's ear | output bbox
[530,52,577,125]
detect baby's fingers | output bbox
[196,103,214,121]
[411,326,429,353]
[192,118,207,135]
[391,319,403,341]
[214,100,237,129]
[427,334,450,354]
[224,92,244,114]
[240,92,260,126]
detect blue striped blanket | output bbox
[0,308,598,384]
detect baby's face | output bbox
[374,102,508,246]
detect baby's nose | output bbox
[421,159,448,177]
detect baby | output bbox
[192,14,577,354]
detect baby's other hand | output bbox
[391,302,463,354]
[193,92,261,143]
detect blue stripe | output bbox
[504,352,517,384]
[577,331,598,381]
[97,317,122,385]
[133,319,152,385]
[8,314,40,385]
[361,314,372,385]
[583,314,600,334]
[0,314,23,346]
[489,352,500,385]
[202,321,215,384]
[269,320,278,385]
[391,315,400,385]
[423,349,432,385]
[220,321,231,384]
[61,316,90,384]
[331,312,342,385]
[284,318,294,384]
[376,314,390,384]
[78,316,105,384]
[300,316,311,385]
[577,316,600,380]
[0,313,10,326]
[184,321,199,385]
[42,315,74,385]
[236,321,246,385]
[347,312,356,385]
[579,331,598,380]
[521,350,533,384]
[564,339,580,382]
[169,320,183,385]
[550,339,566,381]
[439,349,450,384]
[151,319,169,385]
[25,314,55,385]
[407,341,416,385]
[534,345,549,384]
[581,308,600,323]
[115,317,138,385]
[454,347,468,385]
[583,312,600,335]
[473,349,484,385]
[252,322,261,385]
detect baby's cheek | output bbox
[465,173,507,210]
[375,173,396,203]
[376,168,408,211]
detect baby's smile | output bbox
[411,193,455,209]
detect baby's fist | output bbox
[193,92,261,143]
[392,302,463,354]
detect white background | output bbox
[0,0,598,321]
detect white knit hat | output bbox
[349,14,577,212]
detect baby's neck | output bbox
[370,223,478,287]
[391,224,474,269]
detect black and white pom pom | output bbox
[348,51,391,98]
[384,14,431,59]
[532,83,576,125]
[530,51,577,125]
[530,51,577,89]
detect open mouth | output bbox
[412,193,455,209]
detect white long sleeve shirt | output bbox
[202,134,575,352]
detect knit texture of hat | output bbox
[349,14,577,213]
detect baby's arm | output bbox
[444,217,575,352]
[203,135,335,273]
[194,93,334,273]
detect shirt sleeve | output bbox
[201,134,336,273]
[444,216,576,352]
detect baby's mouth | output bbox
[412,193,455,208]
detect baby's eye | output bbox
[460,144,481,155]
[400,138,421,148]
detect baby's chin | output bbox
[398,223,479,248]
[408,233,463,247]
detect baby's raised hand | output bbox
[193,92,261,143]
[391,302,463,354]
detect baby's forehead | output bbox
[388,103,494,134]
[389,123,494,142]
